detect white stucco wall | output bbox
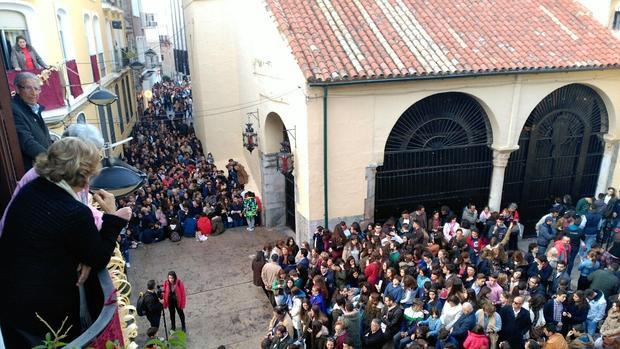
[305,70,620,223]
[184,0,311,219]
[186,0,620,241]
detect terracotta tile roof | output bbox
[265,0,620,83]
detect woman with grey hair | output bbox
[502,202,521,251]
[0,123,106,236]
[0,137,131,347]
[62,123,105,149]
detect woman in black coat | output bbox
[562,290,590,335]
[0,138,130,348]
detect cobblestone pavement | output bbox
[128,226,287,348]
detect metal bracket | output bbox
[246,109,259,127]
[284,126,296,147]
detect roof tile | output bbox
[265,0,620,82]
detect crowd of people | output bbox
[117,81,266,339]
[252,199,620,349]
[7,69,620,349]
[118,81,260,257]
[143,80,193,120]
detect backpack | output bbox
[170,230,181,242]
[137,292,147,316]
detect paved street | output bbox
[128,226,287,348]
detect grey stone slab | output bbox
[127,226,286,348]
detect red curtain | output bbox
[7,69,65,110]
[90,55,100,82]
[66,59,83,98]
[87,310,125,348]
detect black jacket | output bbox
[11,94,51,170]
[498,305,532,348]
[0,177,126,348]
[381,305,404,338]
[144,291,163,316]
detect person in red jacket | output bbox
[163,271,187,332]
[463,325,489,349]
[196,212,212,240]
[364,253,381,292]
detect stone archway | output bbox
[261,112,295,231]
[503,84,609,231]
[374,92,493,221]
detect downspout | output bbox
[323,86,329,228]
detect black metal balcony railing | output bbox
[0,270,124,348]
[65,270,119,348]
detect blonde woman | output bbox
[0,137,131,347]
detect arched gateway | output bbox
[503,84,609,230]
[375,92,493,221]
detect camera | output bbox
[156,284,164,299]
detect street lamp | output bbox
[87,88,118,106]
[87,91,146,197]
[277,140,294,174]
[129,61,145,71]
[242,122,258,153]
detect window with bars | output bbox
[0,11,28,70]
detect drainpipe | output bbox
[323,86,329,228]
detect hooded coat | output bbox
[463,331,489,349]
[342,309,362,349]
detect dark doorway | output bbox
[375,92,493,222]
[503,84,608,232]
[284,172,295,231]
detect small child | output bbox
[418,307,442,338]
[243,192,257,232]
[145,327,159,349]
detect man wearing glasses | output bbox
[498,295,532,349]
[11,72,51,170]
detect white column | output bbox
[596,139,619,195]
[364,163,378,222]
[488,149,513,212]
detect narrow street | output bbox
[128,227,287,348]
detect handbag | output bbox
[488,332,499,349]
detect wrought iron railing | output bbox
[64,269,119,348]
[0,245,137,348]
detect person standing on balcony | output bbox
[0,137,131,348]
[10,36,48,71]
[11,72,52,171]
[0,123,105,237]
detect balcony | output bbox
[6,67,66,123]
[0,248,136,348]
[102,0,124,14]
[65,270,124,348]
[6,61,100,125]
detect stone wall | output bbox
[260,152,285,228]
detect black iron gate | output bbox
[375,93,493,221]
[285,172,296,231]
[503,84,608,232]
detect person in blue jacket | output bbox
[449,302,476,343]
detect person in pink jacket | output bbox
[163,271,187,332]
[463,325,490,349]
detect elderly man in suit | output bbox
[11,72,51,170]
[498,295,532,349]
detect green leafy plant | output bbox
[35,331,188,349]
[144,330,188,349]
